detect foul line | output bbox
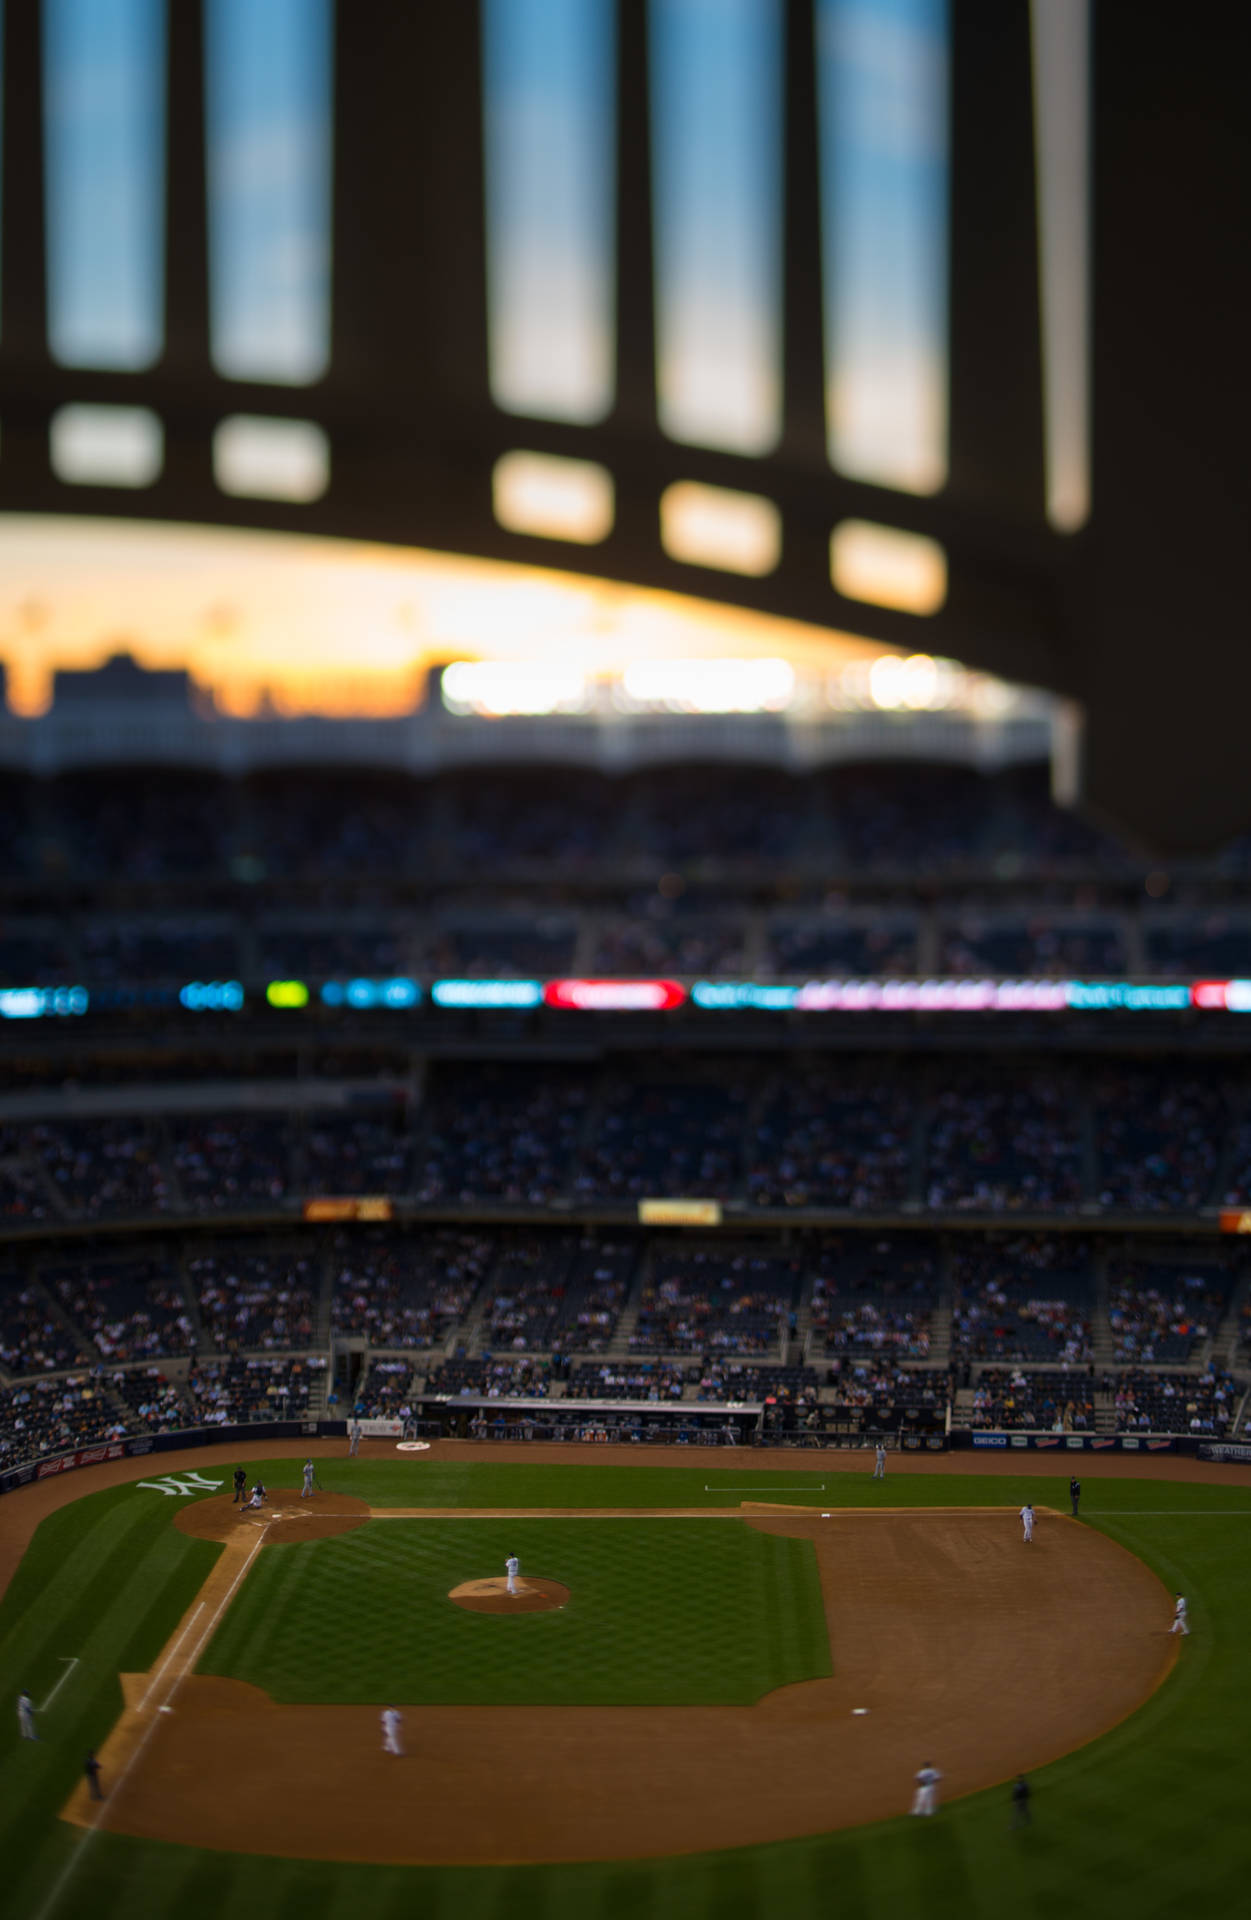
[35,1520,273,1920]
[36,1658,79,1715]
[1088,1510,1251,1517]
[138,1604,205,1712]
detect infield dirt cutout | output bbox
[60,1495,1177,1865]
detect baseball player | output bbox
[381,1706,404,1755]
[1168,1593,1190,1635]
[1069,1475,1081,1518]
[17,1690,36,1740]
[246,1481,267,1509]
[301,1459,315,1499]
[348,1421,362,1457]
[1020,1503,1035,1544]
[873,1443,887,1480]
[910,1762,942,1816]
[505,1554,521,1596]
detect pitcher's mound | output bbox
[449,1576,569,1614]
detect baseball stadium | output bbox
[2,3,1249,1917]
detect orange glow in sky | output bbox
[0,515,889,720]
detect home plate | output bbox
[159,1706,174,1714]
[852,1708,870,1716]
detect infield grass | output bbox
[2,1459,1249,1920]
[199,1517,831,1705]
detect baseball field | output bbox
[1,1441,1248,1919]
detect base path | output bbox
[60,1501,1175,1866]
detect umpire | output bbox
[1069,1474,1081,1517]
[232,1466,248,1504]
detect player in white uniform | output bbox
[17,1690,36,1740]
[246,1481,267,1509]
[381,1706,404,1755]
[910,1762,942,1816]
[873,1444,887,1479]
[301,1459,315,1499]
[1020,1503,1035,1543]
[505,1554,520,1596]
[1168,1593,1190,1635]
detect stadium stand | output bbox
[951,1237,1094,1362]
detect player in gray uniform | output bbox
[17,1690,36,1740]
[873,1443,887,1479]
[910,1762,942,1815]
[1168,1593,1190,1635]
[1020,1503,1035,1543]
[301,1459,315,1499]
[381,1706,404,1754]
[506,1554,521,1596]
[348,1421,362,1456]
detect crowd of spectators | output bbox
[351,1357,418,1421]
[0,1373,125,1468]
[809,1236,938,1359]
[185,1353,325,1423]
[747,1070,912,1210]
[951,1237,1093,1362]
[107,1363,193,1433]
[1113,1368,1238,1435]
[416,1066,591,1206]
[188,1240,318,1351]
[925,1076,1083,1212]
[46,1256,196,1362]
[0,1151,55,1224]
[330,1228,491,1346]
[576,1079,750,1202]
[170,1114,292,1211]
[427,1355,555,1398]
[969,1366,1099,1430]
[3,1061,1250,1222]
[305,1109,412,1196]
[1106,1255,1234,1361]
[1094,1072,1228,1212]
[34,1119,173,1220]
[0,1276,81,1373]
[631,1247,798,1353]
[565,1360,688,1400]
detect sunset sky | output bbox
[0,515,890,720]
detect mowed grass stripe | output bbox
[200,1518,831,1707]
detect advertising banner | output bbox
[972,1433,1007,1447]
[357,1417,405,1438]
[1198,1441,1251,1463]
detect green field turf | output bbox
[2,1458,1249,1920]
[199,1517,831,1704]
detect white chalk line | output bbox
[137,1604,205,1713]
[1088,1510,1251,1517]
[34,1519,273,1920]
[36,1659,79,1716]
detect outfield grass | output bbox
[199,1517,831,1705]
[2,1460,1249,1920]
